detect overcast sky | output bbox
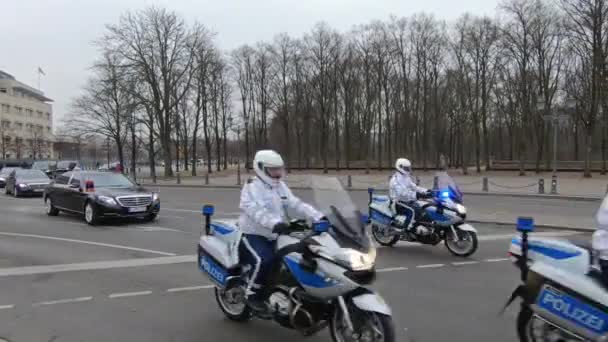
[1,0,500,126]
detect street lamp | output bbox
[540,99,571,177]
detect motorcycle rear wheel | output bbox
[371,224,400,247]
[215,284,251,322]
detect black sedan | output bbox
[44,171,160,225]
[0,167,19,189]
[4,169,51,197]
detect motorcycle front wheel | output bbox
[215,284,251,322]
[444,227,478,257]
[330,306,395,342]
[371,224,400,247]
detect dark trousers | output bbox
[239,234,275,300]
[395,201,416,228]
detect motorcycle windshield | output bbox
[435,171,463,203]
[311,176,372,253]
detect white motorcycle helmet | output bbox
[395,158,412,175]
[253,150,285,185]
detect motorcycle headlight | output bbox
[98,195,117,206]
[152,193,160,202]
[335,247,377,271]
[455,204,467,215]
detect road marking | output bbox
[162,208,201,213]
[0,305,14,310]
[484,258,510,263]
[167,285,214,293]
[377,266,409,273]
[452,261,480,266]
[159,214,186,220]
[0,232,176,256]
[416,263,445,269]
[0,255,196,277]
[109,291,152,298]
[33,297,93,306]
[132,226,183,232]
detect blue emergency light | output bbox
[313,220,330,233]
[202,205,215,216]
[368,188,375,194]
[517,217,534,232]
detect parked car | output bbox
[31,160,57,177]
[50,160,82,179]
[44,171,160,225]
[4,169,51,197]
[0,167,20,188]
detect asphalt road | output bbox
[0,187,593,342]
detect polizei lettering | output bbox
[201,256,226,285]
[541,291,605,332]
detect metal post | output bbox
[551,175,558,194]
[538,178,544,194]
[416,176,420,186]
[205,173,209,185]
[347,175,352,188]
[176,172,181,185]
[482,177,489,192]
[433,176,439,190]
[553,118,558,176]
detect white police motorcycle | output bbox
[198,176,395,342]
[368,172,478,256]
[505,215,608,341]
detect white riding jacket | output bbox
[389,172,427,203]
[238,178,324,240]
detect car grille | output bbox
[28,183,49,190]
[116,196,152,207]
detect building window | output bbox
[37,111,43,118]
[15,122,22,130]
[1,120,10,129]
[15,106,22,114]
[25,109,33,117]
[0,88,6,93]
[46,126,51,133]
[1,104,8,113]
[46,112,50,120]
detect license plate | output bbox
[34,189,44,193]
[128,206,147,213]
[537,285,608,335]
[200,255,227,286]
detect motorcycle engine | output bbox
[268,291,292,316]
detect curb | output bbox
[467,219,594,232]
[142,183,603,202]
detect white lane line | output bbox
[377,266,408,273]
[159,214,186,220]
[416,263,445,269]
[109,291,152,299]
[0,232,176,256]
[0,305,14,310]
[485,258,510,263]
[162,208,200,213]
[0,255,196,277]
[452,261,480,266]
[167,285,214,293]
[33,296,93,306]
[132,226,183,232]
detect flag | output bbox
[37,67,45,76]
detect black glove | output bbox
[426,190,434,198]
[272,222,291,235]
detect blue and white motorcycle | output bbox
[505,216,608,341]
[197,176,395,342]
[368,172,478,257]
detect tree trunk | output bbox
[148,133,156,183]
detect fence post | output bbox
[176,172,181,185]
[482,177,489,192]
[416,176,421,186]
[347,175,352,188]
[237,167,241,186]
[433,176,439,190]
[538,178,544,194]
[551,175,558,194]
[205,173,210,185]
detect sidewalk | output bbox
[140,169,608,200]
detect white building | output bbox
[0,70,54,159]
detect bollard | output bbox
[205,173,210,185]
[482,177,489,192]
[237,168,241,186]
[177,172,181,185]
[538,179,545,194]
[433,176,439,190]
[416,176,420,186]
[551,175,557,194]
[347,175,352,188]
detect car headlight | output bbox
[455,204,467,215]
[152,193,159,202]
[334,247,377,271]
[98,195,117,206]
[0,177,4,182]
[18,183,29,188]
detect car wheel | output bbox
[45,197,60,216]
[84,202,99,226]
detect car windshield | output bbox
[16,170,47,179]
[57,161,77,169]
[0,168,17,176]
[83,173,134,188]
[311,176,372,253]
[32,161,54,169]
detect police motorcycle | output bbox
[367,171,478,257]
[504,215,608,341]
[197,176,395,342]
